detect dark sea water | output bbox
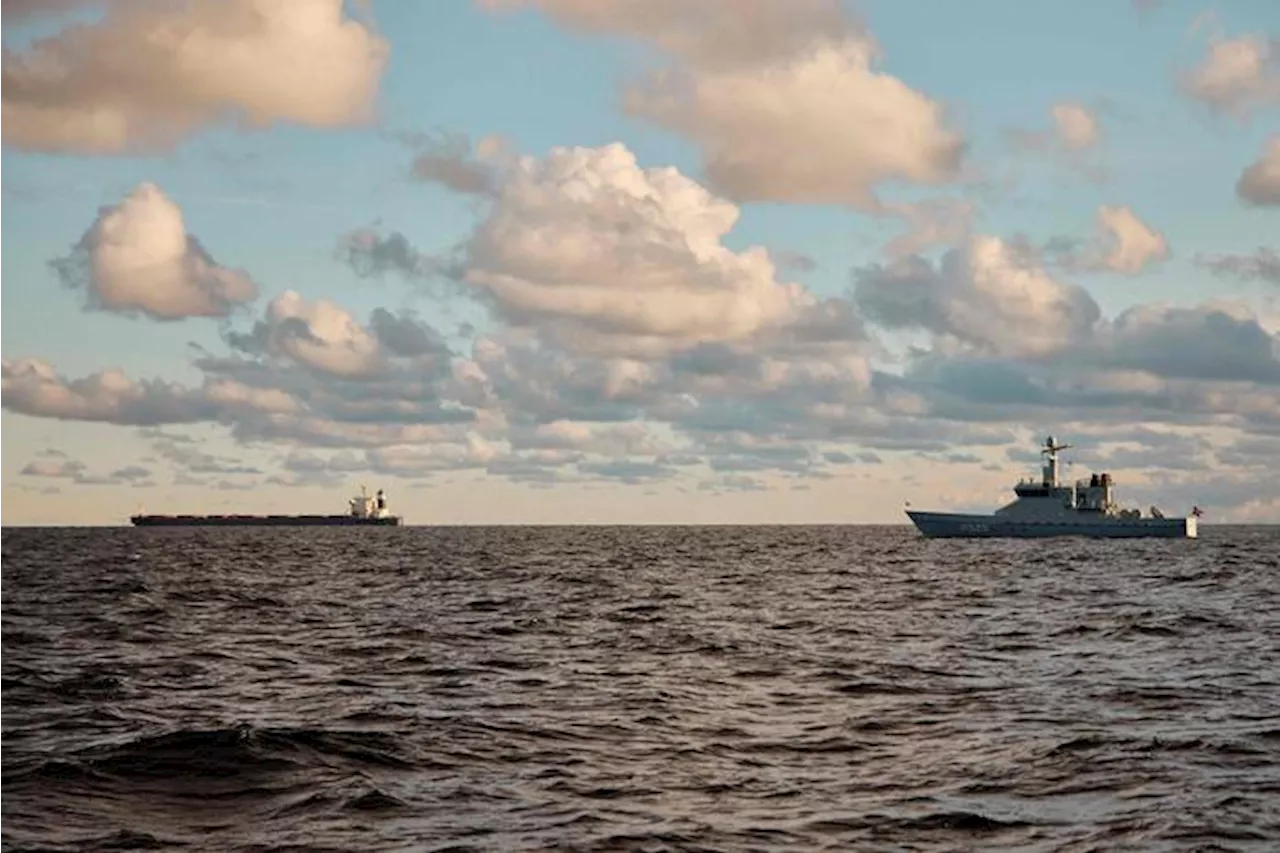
[3,525,1279,853]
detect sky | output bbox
[2,0,1279,526]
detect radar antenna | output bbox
[1041,435,1073,455]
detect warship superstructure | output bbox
[130,485,401,527]
[906,437,1200,538]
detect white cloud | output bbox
[1093,205,1170,274]
[401,130,512,195]
[462,142,824,355]
[0,357,330,429]
[203,379,301,416]
[1237,135,1280,206]
[20,454,152,486]
[1181,32,1280,117]
[20,458,89,479]
[1051,102,1100,149]
[896,299,1280,425]
[855,235,1102,357]
[229,292,388,378]
[2,357,212,425]
[625,40,965,208]
[2,0,389,154]
[1006,100,1106,180]
[489,0,963,209]
[52,183,258,320]
[1022,205,1169,276]
[265,293,386,378]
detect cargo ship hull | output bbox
[130,514,401,527]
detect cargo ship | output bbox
[906,436,1201,539]
[130,486,401,527]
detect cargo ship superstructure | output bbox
[906,436,1200,539]
[130,486,401,527]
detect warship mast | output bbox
[1041,435,1073,488]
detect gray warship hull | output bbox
[907,510,1196,539]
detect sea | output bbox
[2,524,1278,853]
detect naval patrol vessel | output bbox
[906,436,1200,539]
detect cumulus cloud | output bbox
[1237,136,1280,206]
[855,235,1102,357]
[400,130,511,195]
[267,441,493,486]
[1,357,314,427]
[3,346,480,457]
[2,0,389,154]
[1181,32,1280,117]
[226,291,389,378]
[2,357,216,425]
[1094,303,1280,384]
[1090,205,1170,274]
[20,458,89,479]
[1051,102,1101,149]
[1022,205,1169,276]
[1005,101,1109,182]
[1194,247,1280,285]
[21,455,153,486]
[369,308,451,359]
[488,0,963,209]
[215,298,457,403]
[51,182,258,320]
[892,300,1280,431]
[508,420,673,458]
[625,40,965,208]
[462,142,828,355]
[1009,101,1102,157]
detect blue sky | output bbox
[3,0,1278,524]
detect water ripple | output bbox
[3,524,1279,851]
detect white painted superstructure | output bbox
[906,436,1200,538]
[349,485,393,519]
